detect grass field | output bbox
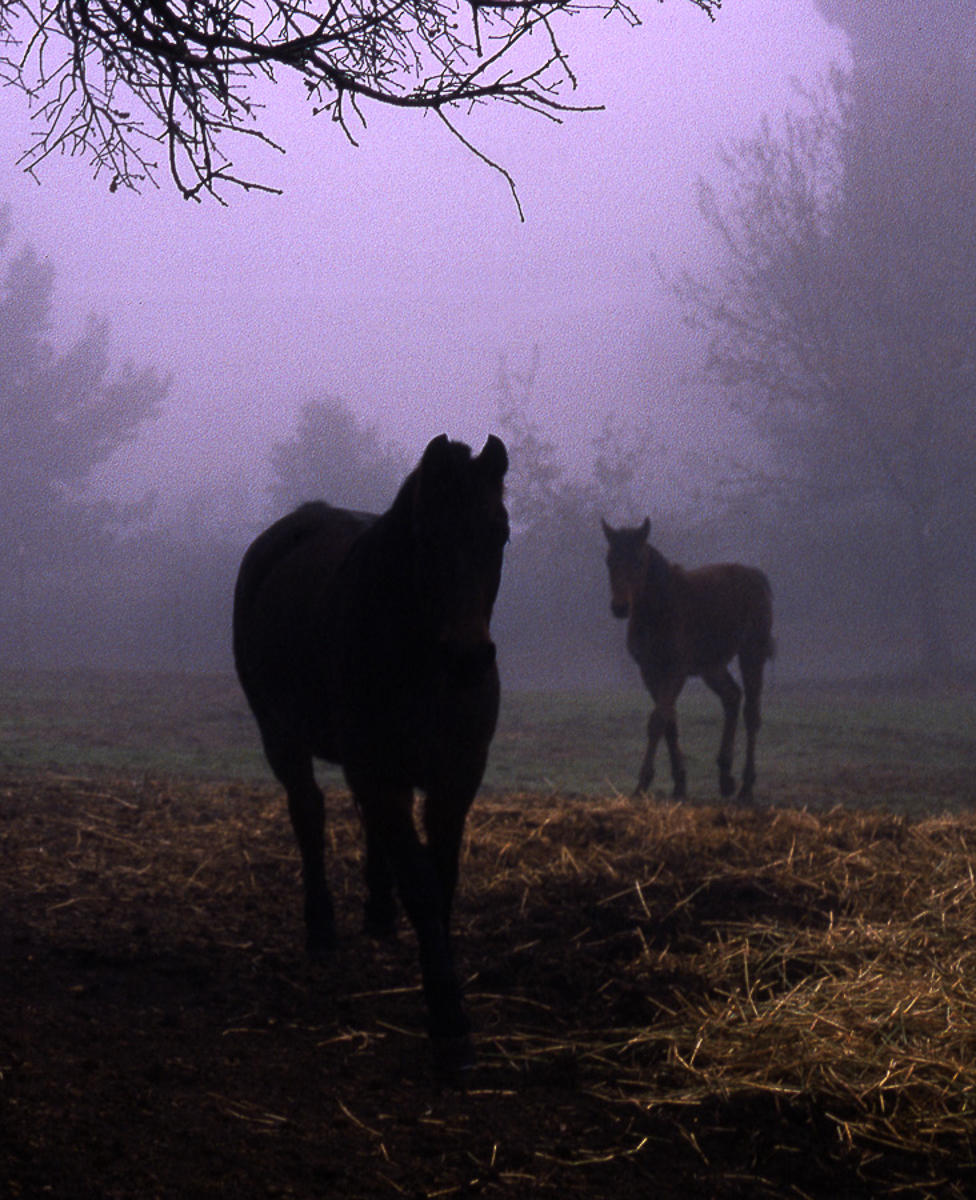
[0,669,973,813]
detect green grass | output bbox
[494,684,976,809]
[0,670,973,814]
[0,671,268,781]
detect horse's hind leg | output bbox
[265,736,336,956]
[738,653,766,803]
[703,666,743,798]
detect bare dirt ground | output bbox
[3,771,976,1198]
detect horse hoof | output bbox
[432,1033,476,1076]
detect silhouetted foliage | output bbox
[117,486,263,671]
[492,353,680,687]
[673,39,976,677]
[268,396,411,516]
[0,203,169,664]
[0,0,719,203]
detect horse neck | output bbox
[364,491,417,589]
[634,544,673,618]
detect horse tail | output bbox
[747,568,775,663]
[759,571,775,661]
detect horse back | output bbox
[673,563,773,671]
[233,503,375,727]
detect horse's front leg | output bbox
[354,778,472,1069]
[662,712,687,799]
[635,707,660,795]
[423,785,475,931]
[637,676,686,798]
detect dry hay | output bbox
[466,798,976,1189]
[2,770,976,1197]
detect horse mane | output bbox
[383,437,484,534]
[385,460,422,528]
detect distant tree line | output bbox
[0,202,170,668]
[1,241,973,683]
[3,0,975,687]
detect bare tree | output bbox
[672,67,976,676]
[0,0,718,205]
[492,351,675,686]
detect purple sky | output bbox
[0,1,848,512]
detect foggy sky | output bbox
[0,1,848,513]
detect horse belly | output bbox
[687,628,740,673]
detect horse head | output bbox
[413,434,510,682]
[601,517,651,619]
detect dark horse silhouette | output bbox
[602,519,773,803]
[234,434,509,1067]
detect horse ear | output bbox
[478,434,508,481]
[601,518,613,542]
[421,433,451,468]
[639,517,651,541]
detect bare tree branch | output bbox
[0,0,719,202]
[668,68,976,672]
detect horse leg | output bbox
[362,818,397,938]
[637,676,685,798]
[703,666,743,798]
[423,783,477,930]
[354,779,472,1067]
[635,707,661,795]
[663,714,687,799]
[738,653,765,803]
[265,737,336,956]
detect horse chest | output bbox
[626,611,677,666]
[330,650,496,785]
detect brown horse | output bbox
[234,434,509,1069]
[602,518,773,802]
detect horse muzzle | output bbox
[611,601,630,620]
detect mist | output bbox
[2,0,974,686]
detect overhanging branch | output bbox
[1,0,721,201]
